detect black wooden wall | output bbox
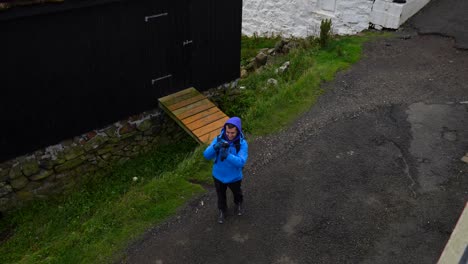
[0,0,242,162]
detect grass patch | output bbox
[225,33,383,135]
[0,137,212,264]
[0,31,388,263]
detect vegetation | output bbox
[0,31,386,263]
[223,32,380,135]
[0,137,212,264]
[319,19,333,48]
[241,33,281,66]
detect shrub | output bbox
[319,19,332,48]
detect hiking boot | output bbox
[217,210,225,224]
[236,203,244,216]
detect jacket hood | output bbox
[225,117,242,133]
[222,116,244,141]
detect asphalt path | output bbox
[411,0,468,49]
[120,3,468,263]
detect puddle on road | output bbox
[406,102,468,193]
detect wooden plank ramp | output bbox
[158,87,229,144]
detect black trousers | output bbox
[213,177,243,212]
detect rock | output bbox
[101,153,113,161]
[240,69,248,79]
[96,145,115,155]
[10,176,29,190]
[0,183,12,197]
[103,125,119,138]
[0,168,9,181]
[29,170,54,181]
[267,78,278,86]
[274,39,287,53]
[228,88,241,96]
[276,61,290,74]
[255,52,268,67]
[54,157,85,172]
[374,24,383,30]
[63,146,85,160]
[83,134,108,152]
[245,61,255,72]
[136,119,153,132]
[8,165,23,180]
[285,41,299,51]
[119,131,138,140]
[38,157,58,170]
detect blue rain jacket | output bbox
[203,117,248,183]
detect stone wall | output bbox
[0,108,186,213]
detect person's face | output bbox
[225,126,238,141]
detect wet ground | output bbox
[120,1,468,263]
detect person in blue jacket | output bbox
[203,116,248,224]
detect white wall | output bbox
[370,0,431,29]
[242,0,431,37]
[242,0,373,37]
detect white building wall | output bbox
[242,0,373,37]
[242,0,431,37]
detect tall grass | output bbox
[0,137,212,264]
[226,34,378,135]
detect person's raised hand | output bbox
[213,141,224,151]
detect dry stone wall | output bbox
[0,108,186,213]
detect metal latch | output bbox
[145,13,168,22]
[183,40,193,46]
